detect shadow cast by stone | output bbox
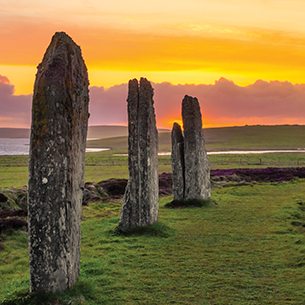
[164,198,217,209]
[114,222,174,238]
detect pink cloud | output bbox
[1,75,305,128]
[0,75,32,128]
[0,75,10,84]
[89,84,128,125]
[152,78,305,127]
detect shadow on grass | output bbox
[164,198,217,209]
[1,280,93,305]
[113,222,175,238]
[1,290,56,305]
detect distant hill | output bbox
[0,125,170,139]
[2,125,305,152]
[87,125,305,153]
[0,128,30,138]
[87,125,169,139]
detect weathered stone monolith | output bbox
[171,95,210,201]
[118,78,159,229]
[28,32,89,293]
[183,95,210,200]
[171,123,185,201]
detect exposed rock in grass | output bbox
[82,188,101,206]
[84,182,96,191]
[164,198,217,209]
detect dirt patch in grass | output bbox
[0,217,27,233]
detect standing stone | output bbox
[171,95,210,201]
[182,95,210,200]
[28,32,89,293]
[171,123,185,201]
[119,78,159,229]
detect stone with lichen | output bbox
[182,95,210,200]
[118,78,159,229]
[171,95,210,201]
[28,32,89,293]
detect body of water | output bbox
[0,138,109,155]
[115,150,305,156]
[1,138,305,156]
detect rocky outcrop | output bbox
[28,32,89,293]
[118,78,159,229]
[171,95,211,201]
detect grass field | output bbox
[1,181,305,304]
[1,125,305,304]
[1,152,305,189]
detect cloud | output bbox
[89,78,305,128]
[1,75,305,129]
[89,84,128,125]
[0,75,10,84]
[0,75,32,128]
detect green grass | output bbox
[87,125,305,152]
[204,125,305,150]
[1,152,305,189]
[1,180,305,304]
[1,125,305,303]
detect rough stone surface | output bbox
[173,95,210,200]
[171,123,185,200]
[119,78,159,229]
[28,32,89,293]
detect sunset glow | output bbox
[1,0,305,127]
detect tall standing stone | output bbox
[119,78,159,229]
[183,95,210,200]
[28,32,89,293]
[171,123,185,201]
[171,95,210,201]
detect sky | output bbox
[1,0,305,128]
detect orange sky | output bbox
[1,0,305,128]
